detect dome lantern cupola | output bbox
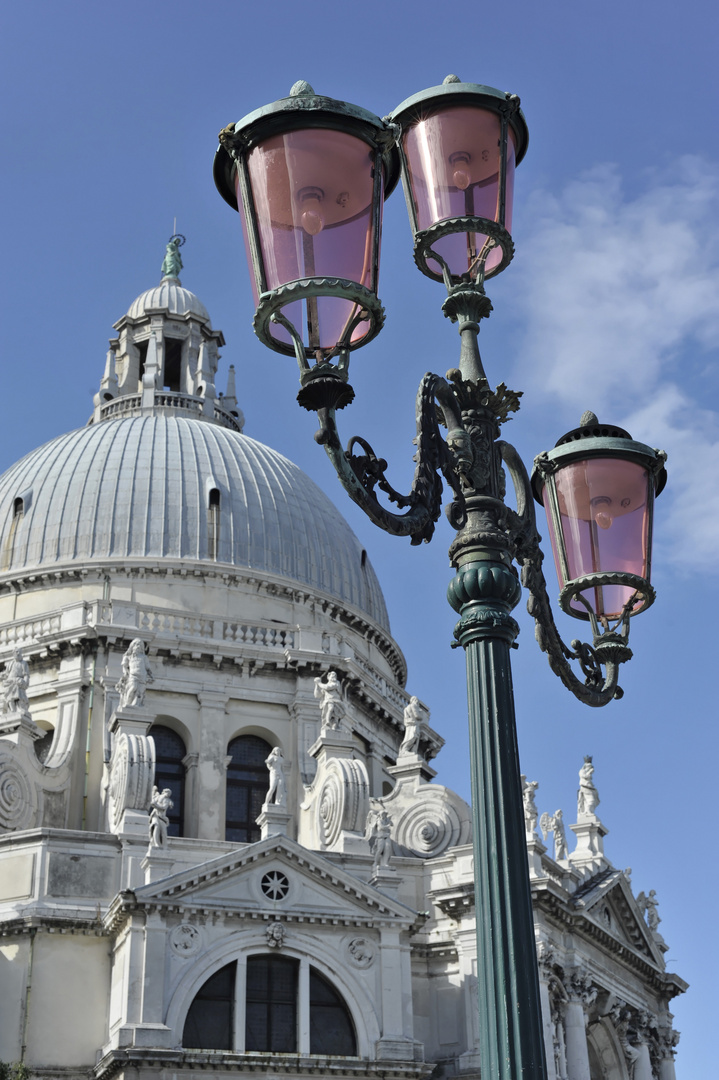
[91,237,244,432]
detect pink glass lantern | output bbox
[390,77,528,285]
[214,82,399,363]
[532,416,667,623]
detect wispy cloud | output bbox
[512,157,719,571]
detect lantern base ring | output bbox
[253,278,385,359]
[559,572,656,621]
[413,218,515,285]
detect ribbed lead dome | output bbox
[126,279,210,323]
[0,415,389,630]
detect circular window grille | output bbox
[261,870,289,901]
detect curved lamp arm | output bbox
[313,371,466,545]
[498,440,626,707]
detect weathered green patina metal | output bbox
[213,80,667,1080]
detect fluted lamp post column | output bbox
[214,77,667,1080]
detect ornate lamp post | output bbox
[215,77,667,1080]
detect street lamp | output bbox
[214,77,667,1080]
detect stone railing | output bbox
[97,392,242,432]
[0,613,62,648]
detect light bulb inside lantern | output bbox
[449,152,471,191]
[298,186,325,236]
[591,496,614,530]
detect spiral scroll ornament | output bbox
[0,751,37,832]
[393,795,463,858]
[316,758,370,849]
[107,733,155,832]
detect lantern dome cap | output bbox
[531,413,668,505]
[389,78,529,165]
[214,84,401,211]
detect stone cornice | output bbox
[95,1049,434,1080]
[0,561,407,685]
[531,882,686,999]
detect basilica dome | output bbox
[0,415,389,630]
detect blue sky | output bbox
[1,2,717,1074]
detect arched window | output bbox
[150,724,186,837]
[226,735,272,843]
[208,487,220,560]
[246,954,298,1052]
[181,956,357,1056]
[183,961,235,1050]
[310,966,357,1055]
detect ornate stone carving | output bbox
[315,757,369,848]
[540,809,569,860]
[266,921,285,948]
[0,750,36,831]
[398,696,425,757]
[567,967,597,1011]
[148,785,173,849]
[116,638,153,709]
[1,647,31,719]
[393,792,464,858]
[313,670,346,734]
[637,889,661,932]
[521,774,539,837]
[263,746,286,808]
[365,808,393,875]
[107,732,155,832]
[577,755,601,820]
[170,923,202,957]
[347,936,375,968]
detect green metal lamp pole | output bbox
[214,77,667,1080]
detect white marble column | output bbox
[196,692,229,840]
[563,997,591,1080]
[633,1040,654,1080]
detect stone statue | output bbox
[161,235,183,279]
[521,774,539,837]
[313,670,346,734]
[263,746,286,808]
[1,647,30,717]
[265,921,285,948]
[116,639,153,709]
[637,889,661,932]
[366,807,393,875]
[540,809,568,861]
[148,785,173,849]
[577,755,600,819]
[399,695,424,756]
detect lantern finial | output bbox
[290,80,315,97]
[443,74,462,84]
[580,410,598,427]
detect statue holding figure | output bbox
[521,775,539,837]
[399,695,425,756]
[366,807,393,875]
[161,234,184,279]
[1,647,30,717]
[148,786,174,849]
[313,670,346,734]
[116,639,154,709]
[263,746,287,808]
[577,755,601,819]
[540,809,568,861]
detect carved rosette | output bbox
[393,794,463,858]
[315,758,369,848]
[0,750,37,832]
[170,924,202,958]
[107,733,155,832]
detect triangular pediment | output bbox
[133,836,417,926]
[571,870,662,964]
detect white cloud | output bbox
[511,157,719,572]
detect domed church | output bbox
[0,252,685,1080]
